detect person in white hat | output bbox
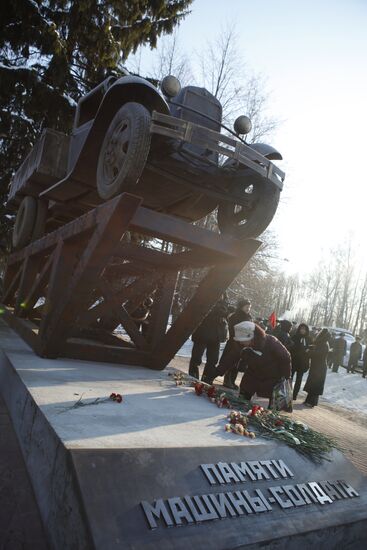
[207,321,291,404]
[233,321,256,344]
[208,299,253,389]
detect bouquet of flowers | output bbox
[225,411,256,438]
[190,379,338,462]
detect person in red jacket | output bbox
[208,321,291,404]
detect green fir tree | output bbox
[0,0,192,244]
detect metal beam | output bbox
[149,238,261,369]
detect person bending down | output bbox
[207,321,291,405]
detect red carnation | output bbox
[110,393,117,400]
[222,397,229,407]
[194,383,204,395]
[207,386,216,398]
[275,420,283,426]
[115,394,123,403]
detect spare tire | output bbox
[96,102,151,200]
[12,196,37,249]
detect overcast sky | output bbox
[130,0,367,275]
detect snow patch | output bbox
[321,369,367,415]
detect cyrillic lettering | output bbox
[183,495,218,522]
[230,462,257,481]
[337,480,359,498]
[283,485,307,506]
[207,492,237,518]
[260,460,280,479]
[200,464,224,485]
[272,459,294,479]
[295,483,319,504]
[168,497,194,525]
[243,490,270,512]
[247,461,271,480]
[217,462,240,484]
[141,499,174,529]
[268,486,294,508]
[308,482,333,504]
[318,481,343,501]
[226,491,253,515]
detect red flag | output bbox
[269,311,277,329]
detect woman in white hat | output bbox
[220,298,253,390]
[209,321,291,403]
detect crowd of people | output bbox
[188,297,367,409]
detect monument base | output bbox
[0,320,366,549]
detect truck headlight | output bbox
[161,75,181,98]
[234,115,252,135]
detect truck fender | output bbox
[70,77,170,186]
[100,76,170,116]
[250,143,282,160]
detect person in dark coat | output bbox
[362,346,367,378]
[331,333,347,372]
[272,320,294,351]
[347,337,362,373]
[188,298,228,380]
[291,323,311,400]
[303,328,330,407]
[131,297,154,335]
[208,322,291,404]
[219,298,253,389]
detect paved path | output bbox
[172,356,367,476]
[0,397,48,550]
[290,399,367,476]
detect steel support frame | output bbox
[1,192,261,370]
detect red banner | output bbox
[269,311,277,329]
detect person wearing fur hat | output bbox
[272,319,294,351]
[214,298,252,389]
[208,321,291,403]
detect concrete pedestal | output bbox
[0,321,366,549]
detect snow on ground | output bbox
[321,368,367,415]
[176,340,367,417]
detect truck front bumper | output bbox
[150,111,284,191]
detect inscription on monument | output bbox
[140,458,359,529]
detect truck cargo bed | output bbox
[8,129,69,207]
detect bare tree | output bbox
[135,23,280,142]
[194,24,279,141]
[240,75,280,142]
[197,25,242,122]
[262,237,367,338]
[142,30,193,86]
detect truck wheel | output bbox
[217,174,280,239]
[31,199,48,242]
[96,102,151,200]
[12,196,37,249]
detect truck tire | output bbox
[217,173,280,240]
[12,196,37,249]
[96,102,151,200]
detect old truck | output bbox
[8,72,284,249]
